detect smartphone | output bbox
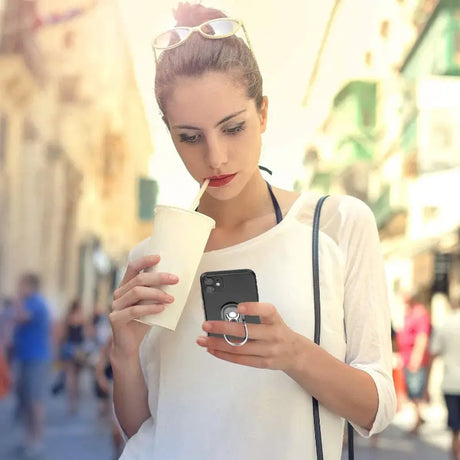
[200,269,260,339]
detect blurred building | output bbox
[299,0,460,326]
[0,0,156,316]
[381,0,460,326]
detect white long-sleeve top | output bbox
[430,310,460,394]
[119,192,396,460]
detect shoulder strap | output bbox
[312,196,328,460]
[312,196,354,460]
[312,196,328,347]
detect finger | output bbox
[114,271,179,300]
[197,335,271,357]
[109,303,165,325]
[112,286,173,312]
[119,255,161,287]
[207,349,271,369]
[238,302,278,325]
[202,321,270,340]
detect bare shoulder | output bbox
[272,187,301,216]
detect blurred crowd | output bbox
[389,290,460,460]
[1,273,460,460]
[0,273,123,460]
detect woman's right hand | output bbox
[109,255,178,361]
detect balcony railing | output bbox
[0,0,45,84]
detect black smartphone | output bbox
[200,269,260,339]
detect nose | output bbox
[205,134,228,171]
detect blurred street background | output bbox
[0,369,453,460]
[1,0,460,459]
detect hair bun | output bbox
[173,2,227,27]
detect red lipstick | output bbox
[207,173,236,187]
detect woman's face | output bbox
[165,71,268,201]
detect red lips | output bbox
[206,173,237,187]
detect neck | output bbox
[198,172,273,228]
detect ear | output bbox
[259,96,268,133]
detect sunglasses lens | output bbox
[201,19,239,37]
[153,27,190,48]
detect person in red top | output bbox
[397,291,431,434]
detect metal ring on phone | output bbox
[223,317,248,347]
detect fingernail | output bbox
[238,304,247,313]
[197,336,207,346]
[166,295,174,303]
[202,322,212,332]
[169,274,178,282]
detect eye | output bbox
[179,133,201,144]
[224,122,245,135]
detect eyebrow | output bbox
[172,109,247,130]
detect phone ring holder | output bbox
[223,309,249,347]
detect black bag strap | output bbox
[312,196,354,460]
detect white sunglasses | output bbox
[152,18,252,63]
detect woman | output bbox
[396,291,431,434]
[110,4,396,459]
[60,299,90,413]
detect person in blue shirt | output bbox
[13,273,51,457]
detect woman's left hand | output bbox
[196,302,304,372]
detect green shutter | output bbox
[138,177,158,220]
[332,81,377,131]
[447,7,460,74]
[402,117,418,154]
[311,172,332,194]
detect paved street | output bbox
[0,368,115,460]
[0,368,452,460]
[345,402,451,460]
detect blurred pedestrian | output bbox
[93,303,112,350]
[396,290,431,434]
[59,299,91,414]
[0,297,13,402]
[430,293,460,460]
[0,297,16,364]
[92,304,112,416]
[0,343,11,401]
[13,273,52,458]
[95,335,124,459]
[391,324,406,412]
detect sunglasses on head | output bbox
[152,18,252,63]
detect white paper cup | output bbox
[137,205,215,330]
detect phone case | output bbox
[200,269,260,339]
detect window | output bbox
[138,177,158,220]
[380,20,390,39]
[23,117,37,141]
[0,114,7,168]
[422,206,439,224]
[364,51,373,67]
[62,30,76,50]
[455,29,460,65]
[59,75,80,103]
[362,107,373,127]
